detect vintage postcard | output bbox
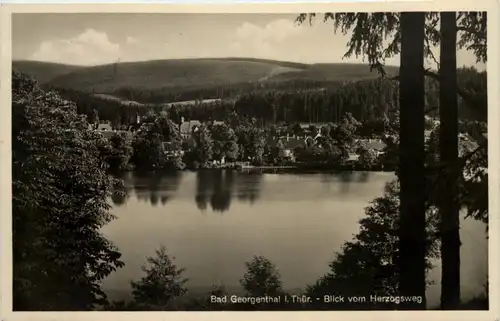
[0,1,498,321]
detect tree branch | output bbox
[460,142,486,165]
[390,70,482,110]
[423,69,484,110]
[456,26,484,36]
[423,140,486,214]
[425,141,486,174]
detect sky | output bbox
[12,13,485,69]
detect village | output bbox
[88,111,390,171]
[87,110,483,173]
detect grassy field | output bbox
[13,57,399,94]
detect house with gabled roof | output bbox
[353,139,386,152]
[179,117,202,140]
[267,134,312,161]
[97,123,112,131]
[90,120,116,139]
[349,138,386,162]
[212,120,225,127]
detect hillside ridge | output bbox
[13,58,400,104]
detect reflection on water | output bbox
[235,173,263,205]
[111,184,132,207]
[103,170,487,308]
[112,170,365,212]
[195,170,237,213]
[113,171,184,207]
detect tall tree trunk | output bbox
[439,11,461,309]
[398,12,427,310]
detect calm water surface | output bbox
[101,170,487,308]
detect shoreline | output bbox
[117,164,396,175]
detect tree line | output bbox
[50,67,484,133]
[108,78,394,105]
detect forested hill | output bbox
[12,59,485,129]
[12,58,400,102]
[12,60,85,84]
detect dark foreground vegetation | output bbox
[12,11,488,311]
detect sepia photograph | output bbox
[3,4,495,315]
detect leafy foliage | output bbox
[265,137,287,165]
[297,13,401,76]
[297,12,486,75]
[131,127,165,170]
[456,12,487,63]
[103,132,134,171]
[12,70,124,310]
[209,123,239,162]
[130,245,188,310]
[357,145,377,167]
[240,255,284,297]
[306,180,440,309]
[191,124,214,167]
[130,113,184,170]
[235,118,266,164]
[154,113,183,149]
[330,112,361,160]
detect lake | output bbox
[101,170,488,308]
